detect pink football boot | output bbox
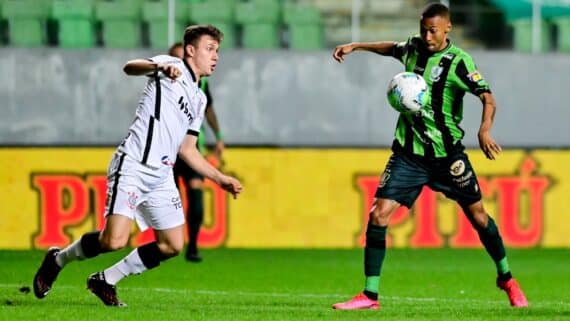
[497,278,528,307]
[332,293,380,310]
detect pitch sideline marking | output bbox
[1,283,568,307]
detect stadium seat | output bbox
[2,0,49,47]
[210,21,235,49]
[491,0,570,21]
[52,0,95,48]
[511,18,551,52]
[242,23,280,49]
[490,0,570,52]
[142,0,188,49]
[95,0,142,48]
[235,0,281,49]
[189,0,236,48]
[553,17,570,52]
[0,1,5,45]
[283,5,324,50]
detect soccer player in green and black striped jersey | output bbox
[331,3,528,310]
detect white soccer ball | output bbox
[386,72,429,113]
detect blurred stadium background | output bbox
[0,1,569,319]
[1,0,570,51]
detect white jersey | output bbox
[118,55,207,169]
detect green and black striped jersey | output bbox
[388,36,491,158]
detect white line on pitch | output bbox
[1,283,567,307]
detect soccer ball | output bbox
[386,72,429,113]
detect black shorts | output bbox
[173,157,204,182]
[375,149,482,208]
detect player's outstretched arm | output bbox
[178,134,242,198]
[123,59,182,80]
[478,92,502,160]
[332,41,398,63]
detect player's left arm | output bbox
[478,92,502,160]
[454,55,501,160]
[179,134,241,198]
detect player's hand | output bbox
[220,175,242,199]
[158,63,182,80]
[332,43,355,63]
[478,130,502,160]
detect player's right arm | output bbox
[477,92,501,160]
[123,59,181,80]
[332,41,398,63]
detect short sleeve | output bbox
[454,55,491,96]
[388,35,420,63]
[391,41,408,62]
[148,54,181,65]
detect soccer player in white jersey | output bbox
[32,25,242,307]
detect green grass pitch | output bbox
[0,248,568,321]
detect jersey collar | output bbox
[438,39,452,52]
[182,58,197,83]
[432,39,452,55]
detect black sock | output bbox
[80,231,108,258]
[363,290,378,300]
[364,223,387,277]
[473,216,515,278]
[363,223,387,296]
[187,188,204,254]
[498,271,513,282]
[137,242,169,270]
[476,217,506,262]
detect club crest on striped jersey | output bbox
[430,65,444,82]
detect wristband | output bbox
[215,130,223,140]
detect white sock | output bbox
[103,249,148,285]
[55,239,85,268]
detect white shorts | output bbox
[104,152,184,231]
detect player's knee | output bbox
[369,207,390,226]
[369,199,400,226]
[99,236,128,251]
[472,211,488,229]
[157,241,184,257]
[464,202,488,229]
